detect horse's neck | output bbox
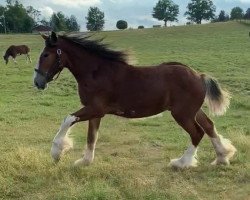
[64,48,103,82]
[60,41,131,83]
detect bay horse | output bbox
[4,45,31,64]
[33,31,236,168]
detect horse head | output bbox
[34,31,66,90]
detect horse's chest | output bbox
[78,89,92,105]
[78,84,102,105]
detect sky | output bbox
[1,0,250,31]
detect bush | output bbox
[153,25,161,28]
[116,20,128,30]
[138,25,144,29]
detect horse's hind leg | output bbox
[169,111,205,169]
[74,118,101,166]
[196,110,236,165]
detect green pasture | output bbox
[0,21,249,199]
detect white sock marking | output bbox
[169,144,198,168]
[51,115,77,161]
[211,134,236,165]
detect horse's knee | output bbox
[62,115,78,128]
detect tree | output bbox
[185,0,216,24]
[49,12,80,32]
[152,0,179,27]
[116,20,128,30]
[5,0,35,32]
[50,12,68,31]
[244,8,250,19]
[86,7,104,31]
[0,5,6,33]
[40,18,50,27]
[66,15,80,31]
[218,10,229,22]
[230,7,244,20]
[26,6,41,25]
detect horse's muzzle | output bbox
[34,80,47,90]
[34,74,48,90]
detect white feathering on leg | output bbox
[169,144,198,169]
[74,147,95,167]
[211,134,236,165]
[51,115,77,162]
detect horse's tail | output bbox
[202,74,231,116]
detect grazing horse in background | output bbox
[3,45,31,64]
[33,31,236,168]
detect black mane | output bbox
[59,33,128,63]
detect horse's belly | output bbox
[111,96,169,118]
[115,108,166,118]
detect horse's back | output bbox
[18,45,30,53]
[11,45,30,54]
[111,62,200,117]
[23,45,30,53]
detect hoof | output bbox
[51,136,73,162]
[211,157,230,165]
[169,157,198,169]
[74,158,92,167]
[51,142,62,162]
[211,141,236,166]
[211,135,237,166]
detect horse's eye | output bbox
[43,53,49,58]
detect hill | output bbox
[0,21,249,199]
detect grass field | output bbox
[0,21,249,200]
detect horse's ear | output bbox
[50,31,58,44]
[40,33,49,40]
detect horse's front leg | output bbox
[51,115,77,162]
[74,118,101,166]
[27,54,32,63]
[12,56,17,64]
[51,106,104,163]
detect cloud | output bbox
[108,0,134,3]
[39,7,54,20]
[239,0,250,3]
[224,0,250,3]
[50,0,101,8]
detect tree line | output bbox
[151,0,250,26]
[0,0,80,33]
[88,0,250,31]
[0,0,249,33]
